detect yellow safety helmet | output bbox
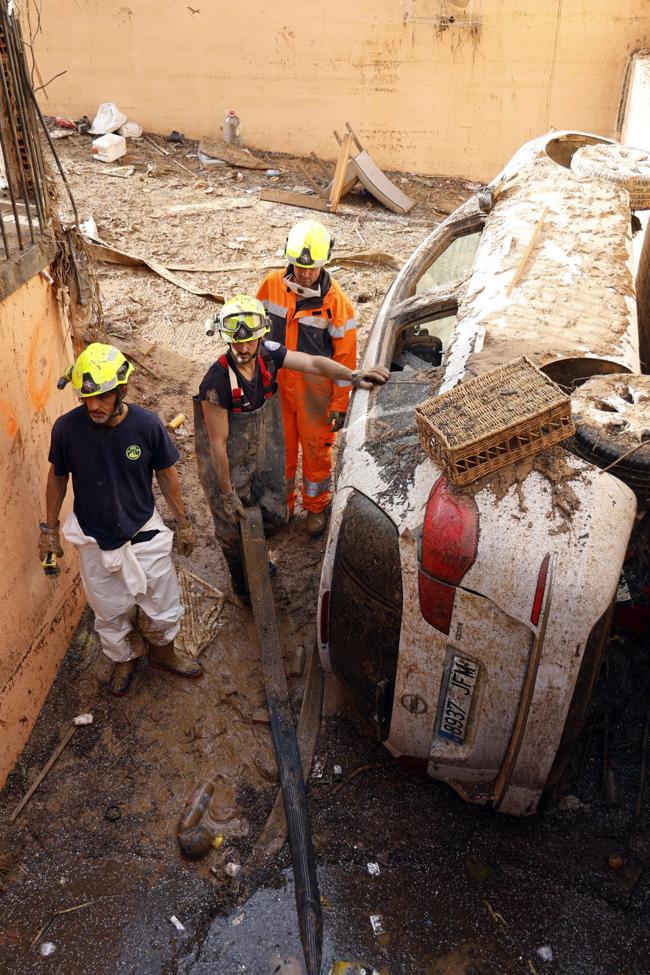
[284,219,333,268]
[59,343,133,397]
[219,294,270,344]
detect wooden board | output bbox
[328,132,354,213]
[259,189,331,212]
[349,149,415,214]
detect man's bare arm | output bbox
[283,349,389,388]
[45,465,69,526]
[201,400,233,494]
[155,466,190,524]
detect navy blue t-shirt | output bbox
[198,340,287,412]
[48,403,180,550]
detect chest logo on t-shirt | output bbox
[125,445,142,460]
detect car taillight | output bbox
[320,590,330,645]
[418,476,479,634]
[530,553,550,627]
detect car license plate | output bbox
[438,654,479,744]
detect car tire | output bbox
[567,373,650,501]
[570,144,650,210]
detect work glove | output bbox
[38,522,64,561]
[328,410,347,433]
[175,518,196,556]
[221,490,246,524]
[350,365,391,389]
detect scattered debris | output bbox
[607,853,625,871]
[166,412,186,430]
[483,899,508,929]
[166,130,185,144]
[199,135,269,170]
[536,946,554,962]
[169,915,186,932]
[290,645,306,677]
[311,757,325,780]
[72,713,93,726]
[260,188,331,213]
[85,238,225,303]
[369,915,384,936]
[118,120,143,139]
[39,942,56,957]
[333,764,343,779]
[231,913,245,926]
[225,862,241,879]
[104,804,121,822]
[366,862,380,876]
[88,102,127,135]
[177,780,218,859]
[558,794,584,811]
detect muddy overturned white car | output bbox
[317,132,648,815]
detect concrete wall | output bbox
[28,0,650,181]
[0,271,83,789]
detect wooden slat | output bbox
[328,131,354,213]
[259,189,331,212]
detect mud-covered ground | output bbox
[0,129,649,974]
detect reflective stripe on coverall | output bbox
[62,508,183,663]
[193,388,287,593]
[257,270,356,513]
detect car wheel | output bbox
[570,144,650,209]
[567,373,650,500]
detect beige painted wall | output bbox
[0,273,84,788]
[29,0,650,181]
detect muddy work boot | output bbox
[109,658,138,697]
[147,641,203,679]
[306,510,328,536]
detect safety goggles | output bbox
[220,314,267,343]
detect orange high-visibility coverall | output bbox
[257,269,357,513]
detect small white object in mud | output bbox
[333,764,343,779]
[558,794,582,811]
[369,915,384,936]
[225,861,241,878]
[311,757,325,779]
[231,912,245,926]
[169,915,186,932]
[367,862,380,876]
[40,942,56,956]
[73,713,94,726]
[536,945,554,962]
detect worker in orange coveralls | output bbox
[257,220,357,536]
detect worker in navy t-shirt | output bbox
[195,295,389,601]
[40,343,201,697]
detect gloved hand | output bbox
[175,518,196,556]
[38,522,63,562]
[327,410,347,433]
[350,365,391,389]
[221,490,246,524]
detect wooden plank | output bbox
[328,132,354,213]
[325,159,358,201]
[349,150,415,214]
[10,726,76,822]
[506,205,549,297]
[259,189,331,212]
[344,121,364,153]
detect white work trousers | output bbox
[62,509,183,663]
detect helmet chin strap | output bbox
[284,274,321,298]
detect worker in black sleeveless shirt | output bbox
[195,295,389,601]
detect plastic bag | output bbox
[88,102,127,135]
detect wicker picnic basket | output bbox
[415,356,574,486]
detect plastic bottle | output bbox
[223,110,242,147]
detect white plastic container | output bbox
[223,110,242,147]
[91,133,127,163]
